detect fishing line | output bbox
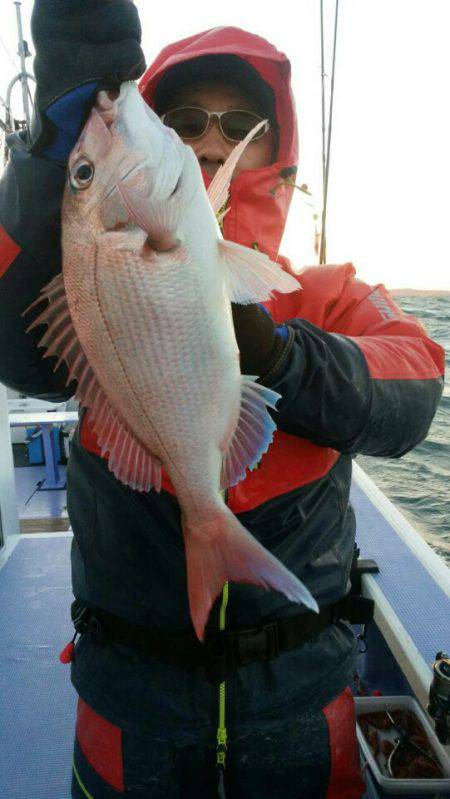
[320,0,327,223]
[0,33,19,72]
[115,54,148,87]
[319,0,340,265]
[25,479,45,507]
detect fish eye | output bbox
[70,158,95,191]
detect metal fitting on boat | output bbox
[428,651,450,744]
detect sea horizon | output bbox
[357,294,449,565]
[389,288,450,297]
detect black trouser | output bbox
[71,690,365,798]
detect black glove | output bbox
[231,303,290,380]
[30,0,146,160]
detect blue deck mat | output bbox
[0,536,75,799]
[14,465,68,519]
[351,481,450,669]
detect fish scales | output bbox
[81,243,237,493]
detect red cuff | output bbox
[0,225,21,278]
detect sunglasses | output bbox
[160,106,270,143]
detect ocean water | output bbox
[356,295,450,565]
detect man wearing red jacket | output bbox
[0,2,444,797]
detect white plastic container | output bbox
[355,695,450,795]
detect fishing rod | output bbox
[319,0,339,265]
[0,98,7,133]
[0,97,8,166]
[0,94,6,133]
[3,1,35,139]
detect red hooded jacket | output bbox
[0,22,445,737]
[80,26,445,514]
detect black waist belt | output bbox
[71,595,374,684]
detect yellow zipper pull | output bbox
[216,581,229,770]
[216,722,228,769]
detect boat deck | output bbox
[14,464,69,532]
[351,463,450,708]
[0,534,75,799]
[0,464,449,798]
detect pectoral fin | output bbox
[117,170,181,252]
[219,239,300,303]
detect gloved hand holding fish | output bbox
[24,82,318,640]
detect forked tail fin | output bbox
[182,507,318,641]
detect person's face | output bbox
[165,82,276,179]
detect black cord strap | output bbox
[71,595,374,684]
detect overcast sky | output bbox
[1,0,449,290]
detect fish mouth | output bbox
[95,89,121,128]
[93,83,185,250]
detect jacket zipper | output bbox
[216,489,229,770]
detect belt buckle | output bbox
[72,605,89,633]
[88,615,107,647]
[237,622,279,667]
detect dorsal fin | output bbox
[207,120,267,214]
